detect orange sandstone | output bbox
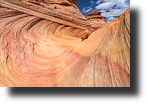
[86,11,107,30]
[0,0,130,87]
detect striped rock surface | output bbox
[0,0,130,87]
[86,11,107,30]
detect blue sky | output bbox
[77,0,130,23]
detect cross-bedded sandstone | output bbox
[0,0,130,87]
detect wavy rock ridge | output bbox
[0,0,130,87]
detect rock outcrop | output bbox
[0,0,130,87]
[86,11,107,30]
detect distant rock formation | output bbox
[0,0,130,87]
[86,11,107,30]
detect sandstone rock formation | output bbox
[0,0,130,87]
[86,11,107,30]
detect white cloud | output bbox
[82,0,95,13]
[95,2,115,10]
[96,0,102,4]
[90,0,95,4]
[101,8,127,18]
[83,7,93,13]
[125,0,130,4]
[106,16,116,23]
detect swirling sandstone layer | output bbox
[0,0,130,87]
